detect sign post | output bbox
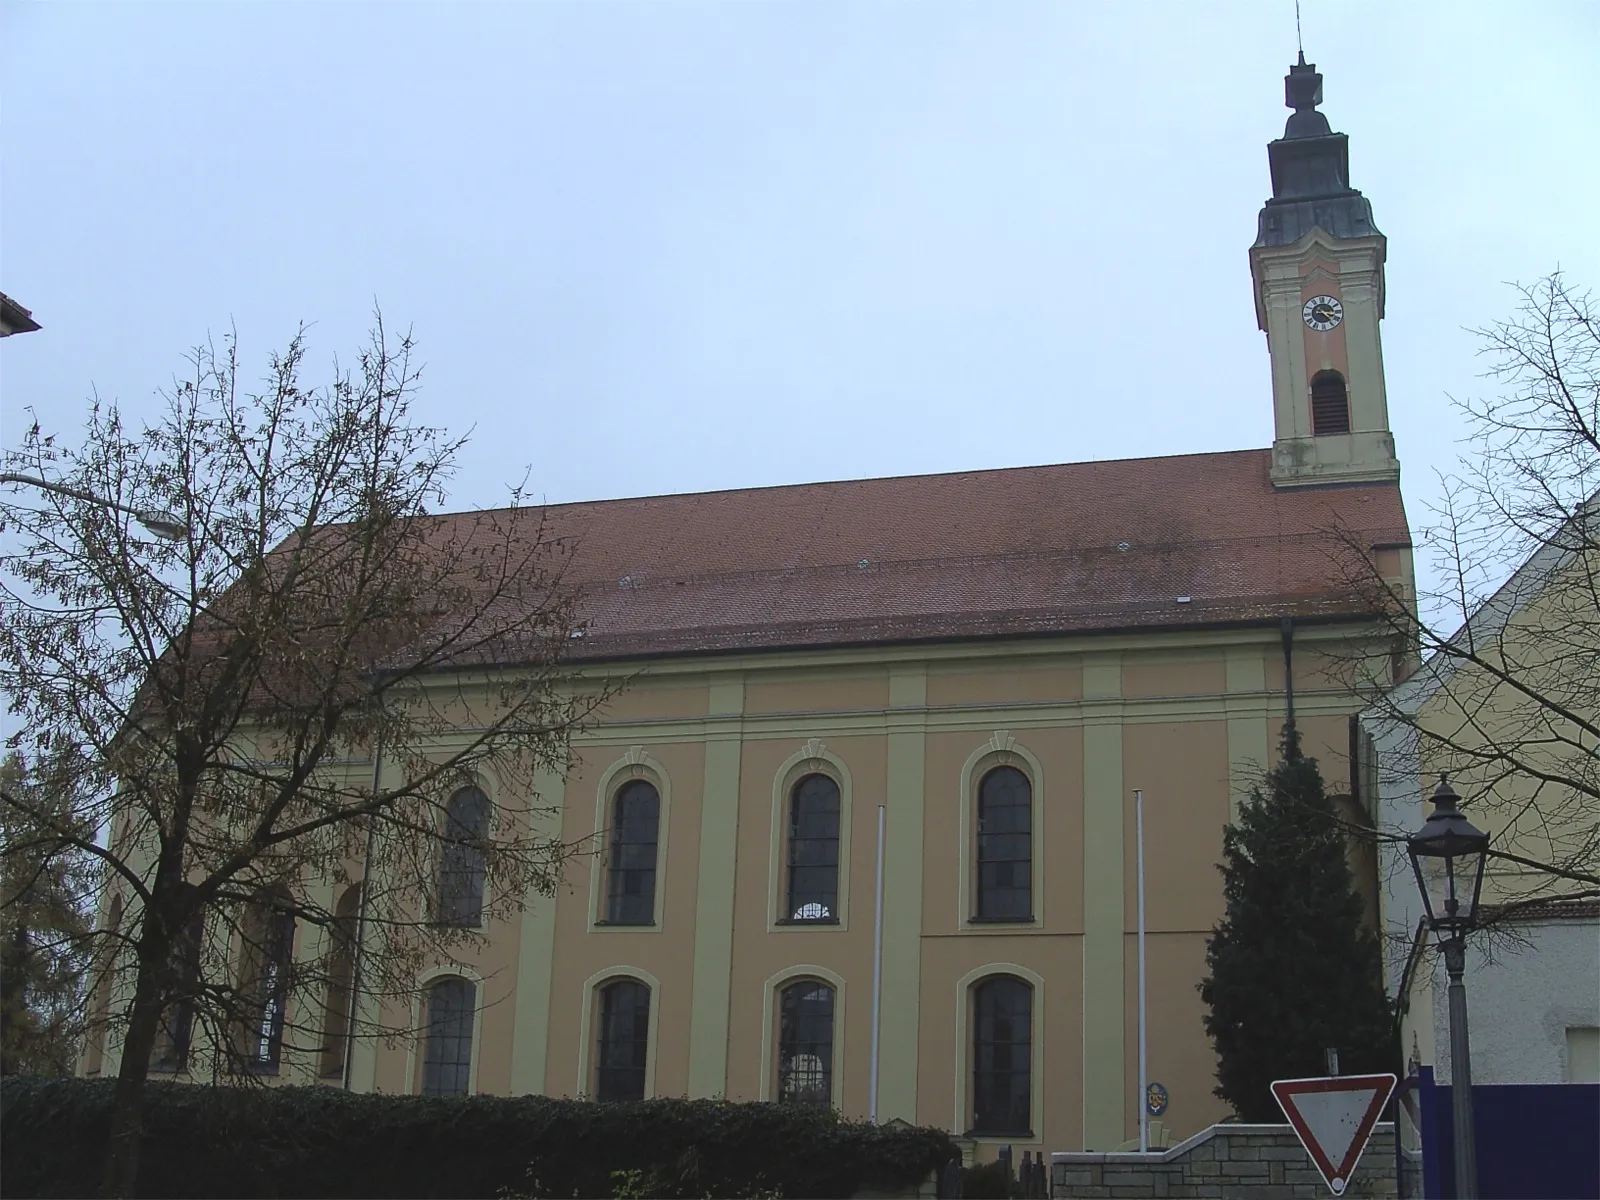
[1270,1073,1396,1196]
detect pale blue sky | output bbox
[3,1,1597,524]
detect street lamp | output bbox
[1406,776,1489,1199]
[0,472,188,541]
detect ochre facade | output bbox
[328,627,1375,1154]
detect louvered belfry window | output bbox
[606,780,661,925]
[1310,370,1351,435]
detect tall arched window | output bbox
[972,976,1032,1135]
[438,786,489,928]
[595,978,651,1100]
[83,895,123,1076]
[777,980,835,1106]
[605,781,660,925]
[975,766,1032,920]
[241,897,295,1072]
[153,908,204,1072]
[1311,370,1351,435]
[785,774,840,922]
[420,975,476,1096]
[319,884,362,1078]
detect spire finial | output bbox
[1295,0,1304,58]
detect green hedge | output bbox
[1,1077,958,1198]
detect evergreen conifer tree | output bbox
[1199,724,1395,1121]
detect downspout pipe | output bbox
[1280,617,1297,746]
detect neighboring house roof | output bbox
[0,291,41,336]
[496,447,1408,662]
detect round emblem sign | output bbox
[1146,1081,1169,1117]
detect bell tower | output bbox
[1252,55,1399,488]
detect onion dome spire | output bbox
[1254,54,1381,247]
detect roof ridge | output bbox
[481,446,1279,518]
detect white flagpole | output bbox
[1136,788,1148,1154]
[870,803,886,1122]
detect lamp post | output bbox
[0,472,187,540]
[1406,776,1489,1200]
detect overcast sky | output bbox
[3,1,1597,534]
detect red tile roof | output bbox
[520,448,1409,661]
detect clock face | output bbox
[1302,295,1344,331]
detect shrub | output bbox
[1,1076,957,1199]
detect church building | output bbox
[93,57,1415,1156]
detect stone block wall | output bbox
[1051,1122,1396,1199]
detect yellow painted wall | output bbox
[346,625,1390,1153]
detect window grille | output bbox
[786,774,840,921]
[1311,370,1351,435]
[972,976,1032,1135]
[606,780,660,925]
[153,909,204,1072]
[420,976,476,1097]
[319,884,361,1077]
[976,766,1032,920]
[251,907,295,1070]
[438,787,489,927]
[596,979,651,1100]
[778,980,834,1105]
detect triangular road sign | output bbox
[1271,1073,1396,1196]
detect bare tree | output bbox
[1348,272,1600,915]
[0,320,600,1197]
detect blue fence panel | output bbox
[1412,1066,1600,1199]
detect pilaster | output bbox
[1080,654,1125,1149]
[686,675,745,1097]
[510,766,567,1095]
[878,663,927,1121]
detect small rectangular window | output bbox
[1567,1027,1600,1084]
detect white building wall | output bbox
[1427,918,1600,1085]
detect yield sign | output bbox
[1270,1073,1396,1196]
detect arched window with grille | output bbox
[153,908,204,1073]
[83,895,123,1076]
[777,979,835,1106]
[437,786,489,928]
[971,975,1032,1135]
[595,978,651,1100]
[319,884,362,1078]
[785,774,840,922]
[241,896,295,1072]
[975,766,1032,920]
[1310,370,1351,435]
[420,975,476,1097]
[605,781,660,925]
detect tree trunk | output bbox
[98,937,167,1198]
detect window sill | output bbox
[593,919,657,928]
[966,915,1037,925]
[965,1129,1036,1141]
[775,917,841,927]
